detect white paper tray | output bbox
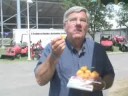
[67,76,93,92]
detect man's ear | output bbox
[63,23,67,30]
[63,22,66,27]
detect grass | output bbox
[113,46,120,52]
[0,46,121,62]
[106,46,120,53]
[0,47,6,54]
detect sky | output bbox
[106,4,126,29]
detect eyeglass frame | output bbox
[65,17,88,25]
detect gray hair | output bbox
[63,6,90,24]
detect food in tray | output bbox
[76,66,99,80]
[67,66,100,91]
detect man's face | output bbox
[64,11,89,40]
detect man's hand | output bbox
[92,78,106,91]
[51,36,66,59]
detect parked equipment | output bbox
[119,39,128,52]
[31,40,44,60]
[100,34,114,51]
[0,42,28,60]
[112,35,126,46]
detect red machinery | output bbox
[1,45,22,60]
[112,35,126,46]
[0,38,44,60]
[31,40,44,60]
[100,34,114,51]
[1,43,28,60]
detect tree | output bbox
[115,3,128,28]
[101,0,128,5]
[62,0,113,39]
[115,2,128,38]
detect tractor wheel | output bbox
[119,46,121,51]
[110,46,114,51]
[0,55,5,59]
[0,55,2,59]
[17,54,21,59]
[121,46,126,52]
[11,56,15,60]
[34,54,40,60]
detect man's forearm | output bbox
[35,53,58,86]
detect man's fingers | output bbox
[53,41,65,53]
[52,37,65,49]
[51,37,65,58]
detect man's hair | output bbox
[63,6,90,24]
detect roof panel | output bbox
[1,0,64,17]
[0,0,65,31]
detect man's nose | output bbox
[76,20,81,25]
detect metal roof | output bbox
[1,0,128,32]
[0,0,65,32]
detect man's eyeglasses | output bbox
[66,18,87,25]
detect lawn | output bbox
[0,45,121,62]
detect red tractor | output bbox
[119,38,128,52]
[31,40,44,60]
[1,42,28,60]
[1,45,22,60]
[112,35,126,46]
[100,34,114,51]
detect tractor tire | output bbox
[121,46,126,52]
[11,56,15,60]
[16,54,21,59]
[110,46,114,51]
[0,55,5,59]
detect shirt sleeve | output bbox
[34,43,52,71]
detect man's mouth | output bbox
[74,29,82,33]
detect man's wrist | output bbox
[102,80,106,90]
[51,52,59,60]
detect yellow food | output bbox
[76,66,100,80]
[90,71,99,80]
[61,35,66,39]
[76,70,83,76]
[80,66,88,73]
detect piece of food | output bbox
[76,66,100,80]
[90,71,99,80]
[76,70,83,76]
[80,66,88,73]
[61,35,66,39]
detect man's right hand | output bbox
[51,36,66,59]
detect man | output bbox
[34,6,115,96]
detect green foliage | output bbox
[90,5,112,32]
[116,3,128,28]
[62,0,91,10]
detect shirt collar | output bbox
[66,38,86,54]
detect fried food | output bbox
[61,35,66,39]
[76,66,99,80]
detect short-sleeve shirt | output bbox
[35,38,115,96]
